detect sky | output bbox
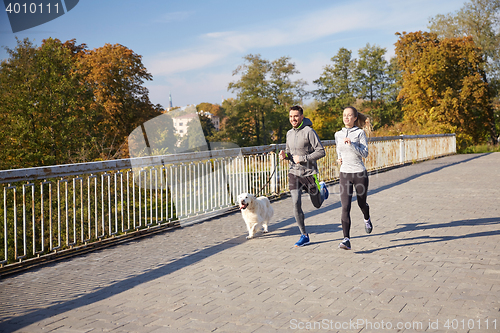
[0,0,466,109]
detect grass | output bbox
[460,144,500,154]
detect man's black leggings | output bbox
[289,173,323,235]
[339,171,370,238]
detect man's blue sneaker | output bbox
[320,181,329,200]
[295,234,310,247]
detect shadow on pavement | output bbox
[354,217,500,254]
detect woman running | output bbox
[335,106,372,250]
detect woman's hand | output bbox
[337,158,342,165]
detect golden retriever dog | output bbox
[237,193,274,239]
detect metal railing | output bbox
[0,134,456,268]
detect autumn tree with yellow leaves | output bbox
[395,31,494,148]
[77,43,161,160]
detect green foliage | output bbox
[310,48,358,139]
[385,57,403,102]
[0,38,161,170]
[353,45,404,132]
[0,38,89,169]
[311,46,403,138]
[313,48,357,106]
[127,113,177,157]
[199,114,217,139]
[227,54,272,146]
[226,54,305,146]
[4,29,499,167]
[355,43,389,103]
[309,99,344,140]
[360,100,404,131]
[268,56,307,143]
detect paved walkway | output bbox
[1,153,499,333]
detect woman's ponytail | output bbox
[345,106,372,137]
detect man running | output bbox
[279,105,329,247]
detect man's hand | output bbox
[293,155,302,164]
[278,150,287,160]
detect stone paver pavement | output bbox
[0,153,499,332]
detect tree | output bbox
[227,54,305,145]
[359,55,404,132]
[354,44,405,132]
[0,38,89,169]
[428,0,500,144]
[308,98,346,140]
[268,56,307,143]
[311,48,357,139]
[385,57,403,103]
[428,0,500,84]
[395,31,492,147]
[76,43,161,159]
[313,48,357,105]
[0,38,161,169]
[196,102,225,133]
[356,44,389,103]
[220,98,254,147]
[196,102,224,118]
[228,54,272,146]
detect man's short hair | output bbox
[289,105,303,115]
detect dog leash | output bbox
[254,163,278,198]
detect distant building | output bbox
[171,111,220,137]
[172,113,198,137]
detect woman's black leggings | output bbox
[339,171,370,238]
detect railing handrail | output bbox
[0,134,456,183]
[0,144,288,184]
[368,133,456,142]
